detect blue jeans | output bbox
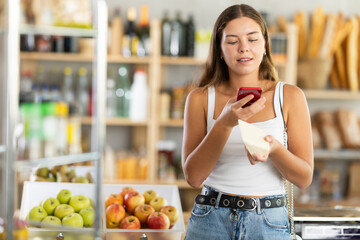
[185,189,290,240]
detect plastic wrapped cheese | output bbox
[238,120,270,157]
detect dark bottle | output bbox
[161,11,171,56]
[20,34,35,51]
[137,5,150,57]
[186,15,195,57]
[170,11,186,57]
[122,7,138,57]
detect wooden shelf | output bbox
[20,24,94,37]
[160,119,184,127]
[314,149,360,161]
[21,52,152,64]
[303,89,360,100]
[107,55,151,64]
[161,56,205,65]
[21,52,93,62]
[81,117,148,126]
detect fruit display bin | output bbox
[103,184,185,240]
[19,181,97,239]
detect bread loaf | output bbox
[311,119,322,149]
[346,18,359,91]
[315,112,342,150]
[294,11,308,59]
[319,14,337,58]
[307,7,326,58]
[335,109,360,148]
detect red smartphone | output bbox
[236,87,262,107]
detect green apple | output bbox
[54,204,75,220]
[42,197,60,215]
[71,176,89,183]
[36,167,49,178]
[79,207,95,227]
[40,216,62,228]
[69,195,91,212]
[62,213,84,228]
[57,189,73,204]
[28,206,48,226]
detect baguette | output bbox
[307,6,326,58]
[277,15,287,32]
[294,10,308,58]
[346,17,359,91]
[335,47,348,89]
[330,63,340,89]
[319,14,337,58]
[330,18,352,56]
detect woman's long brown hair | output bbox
[197,4,278,88]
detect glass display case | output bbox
[0,0,108,239]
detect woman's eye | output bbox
[227,41,237,45]
[249,39,258,42]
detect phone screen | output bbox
[236,87,262,107]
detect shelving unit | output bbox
[1,0,108,238]
[20,16,360,203]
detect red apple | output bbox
[120,187,136,199]
[160,205,179,228]
[147,212,170,229]
[134,204,155,226]
[105,194,123,209]
[119,215,141,229]
[105,203,126,228]
[124,191,145,214]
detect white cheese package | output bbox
[238,120,270,157]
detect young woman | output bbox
[182,4,313,240]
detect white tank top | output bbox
[203,81,286,196]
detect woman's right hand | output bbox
[216,95,266,128]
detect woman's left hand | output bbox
[246,135,280,165]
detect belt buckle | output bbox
[245,198,257,211]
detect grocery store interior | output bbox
[1,0,360,239]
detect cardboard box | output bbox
[20,181,97,239]
[103,184,185,240]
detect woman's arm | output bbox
[267,84,314,189]
[182,88,266,188]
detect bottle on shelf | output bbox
[122,7,138,57]
[19,70,33,104]
[116,65,131,118]
[106,67,117,117]
[161,10,172,56]
[129,69,148,121]
[185,14,195,57]
[137,5,150,57]
[41,102,57,157]
[170,11,186,57]
[76,67,90,116]
[109,7,124,55]
[40,83,51,102]
[55,102,69,156]
[61,67,76,113]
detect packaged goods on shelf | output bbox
[129,69,148,122]
[116,150,148,180]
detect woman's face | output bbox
[220,17,266,78]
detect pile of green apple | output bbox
[27,189,95,229]
[105,187,179,230]
[34,165,94,183]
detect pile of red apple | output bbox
[27,189,95,229]
[105,187,179,230]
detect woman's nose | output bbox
[238,42,249,53]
